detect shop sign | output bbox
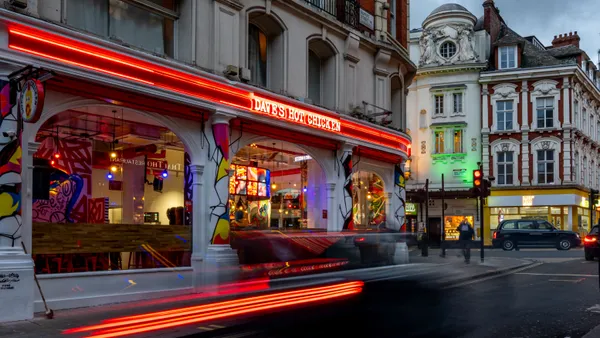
[522,195,535,206]
[406,203,417,215]
[452,169,467,177]
[147,159,167,170]
[111,157,168,169]
[18,78,45,123]
[251,96,341,133]
[359,8,374,30]
[294,155,312,162]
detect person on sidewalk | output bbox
[457,219,474,263]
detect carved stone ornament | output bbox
[501,143,509,152]
[471,138,477,151]
[419,24,478,67]
[421,141,427,154]
[541,141,551,150]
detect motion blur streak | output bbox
[85,286,362,338]
[64,281,363,335]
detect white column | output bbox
[563,77,571,126]
[338,143,355,230]
[563,130,573,183]
[521,80,529,130]
[190,164,205,263]
[482,85,490,133]
[326,182,337,231]
[521,134,530,185]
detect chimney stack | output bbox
[551,31,580,48]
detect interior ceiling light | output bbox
[161,169,168,178]
[107,172,114,180]
[110,166,118,173]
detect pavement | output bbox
[0,250,534,338]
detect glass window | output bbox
[440,42,457,59]
[248,24,268,88]
[551,207,562,215]
[537,221,553,230]
[537,149,554,184]
[308,50,321,105]
[66,0,175,57]
[501,221,516,230]
[499,46,516,69]
[536,97,554,129]
[497,151,514,185]
[591,226,599,235]
[435,130,445,154]
[496,100,514,131]
[434,95,444,115]
[518,221,535,230]
[453,129,463,153]
[453,93,463,114]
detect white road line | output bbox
[548,278,585,283]
[516,272,598,278]
[443,262,543,289]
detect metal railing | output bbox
[303,0,360,29]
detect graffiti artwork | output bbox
[32,170,84,223]
[394,164,407,230]
[338,150,354,230]
[209,123,230,244]
[0,81,22,248]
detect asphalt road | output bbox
[186,249,600,338]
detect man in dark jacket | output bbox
[457,219,475,263]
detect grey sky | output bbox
[410,0,600,62]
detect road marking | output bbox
[217,331,258,338]
[211,324,226,329]
[443,262,543,289]
[548,278,585,283]
[516,272,598,278]
[587,304,600,314]
[199,326,215,331]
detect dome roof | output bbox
[429,3,470,17]
[423,3,476,27]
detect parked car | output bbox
[492,219,581,251]
[584,226,600,261]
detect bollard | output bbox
[421,234,429,257]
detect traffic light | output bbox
[473,169,482,196]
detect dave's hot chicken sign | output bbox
[251,95,341,133]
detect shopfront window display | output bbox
[352,172,386,229]
[443,216,474,241]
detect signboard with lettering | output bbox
[359,8,374,30]
[453,169,467,177]
[406,203,417,216]
[19,78,45,123]
[251,96,341,133]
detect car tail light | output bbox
[355,237,365,242]
[493,231,498,239]
[584,236,597,243]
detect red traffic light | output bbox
[474,179,482,186]
[473,170,482,188]
[473,170,482,179]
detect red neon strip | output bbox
[85,288,362,338]
[9,45,155,86]
[9,29,154,73]
[65,281,362,333]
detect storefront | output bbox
[0,17,411,321]
[486,189,599,244]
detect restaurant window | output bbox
[31,107,191,274]
[247,13,285,92]
[453,129,463,153]
[434,130,445,154]
[537,149,554,184]
[536,97,554,129]
[352,172,387,229]
[497,151,514,185]
[66,0,176,57]
[496,100,514,131]
[308,39,337,109]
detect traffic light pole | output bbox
[441,174,446,258]
[479,163,485,263]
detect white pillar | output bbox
[338,143,355,230]
[326,182,337,231]
[190,164,205,290]
[521,80,529,130]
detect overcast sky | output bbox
[410,0,600,61]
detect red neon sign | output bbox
[251,95,341,133]
[7,25,410,155]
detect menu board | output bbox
[229,164,270,198]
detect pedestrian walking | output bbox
[457,219,474,263]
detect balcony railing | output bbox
[304,0,360,29]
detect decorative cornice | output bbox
[214,0,244,11]
[417,63,486,76]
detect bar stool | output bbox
[128,252,144,269]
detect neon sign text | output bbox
[251,96,341,133]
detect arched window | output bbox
[248,12,285,91]
[440,41,457,59]
[308,39,337,109]
[390,76,404,130]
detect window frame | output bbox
[536,97,555,129]
[453,92,463,115]
[496,151,514,186]
[496,100,514,131]
[434,130,445,154]
[434,94,444,116]
[498,46,517,70]
[453,128,464,154]
[440,41,457,59]
[536,149,555,184]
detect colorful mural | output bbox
[35,138,92,222]
[339,149,354,230]
[184,152,192,226]
[32,170,84,223]
[209,123,230,244]
[0,81,22,248]
[394,164,407,231]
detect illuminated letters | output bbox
[251,96,341,133]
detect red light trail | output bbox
[63,281,363,338]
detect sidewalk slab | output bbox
[0,257,535,338]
